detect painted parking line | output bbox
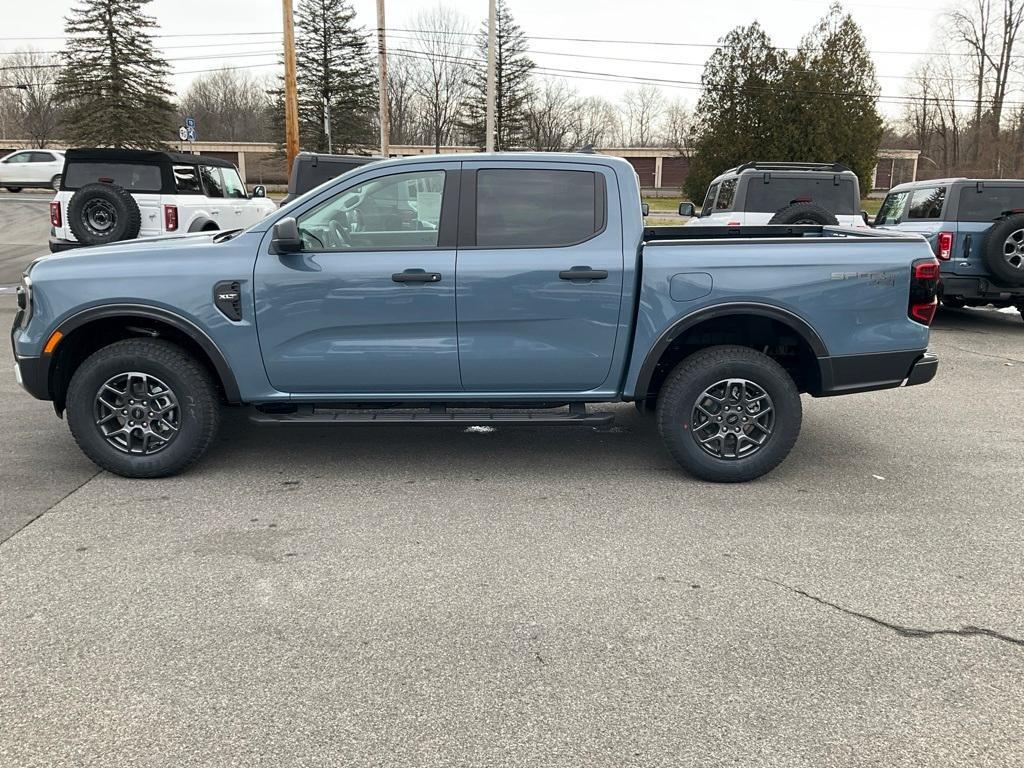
[0,196,51,203]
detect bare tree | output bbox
[569,96,618,148]
[620,85,664,147]
[409,5,471,152]
[524,78,577,151]
[0,49,62,146]
[386,54,421,145]
[661,97,691,149]
[179,68,274,142]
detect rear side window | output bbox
[745,176,857,215]
[63,162,162,192]
[876,191,909,226]
[29,152,55,163]
[907,186,946,219]
[173,165,201,194]
[475,169,602,247]
[957,186,1024,221]
[716,179,736,210]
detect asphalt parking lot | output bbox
[1,192,1023,767]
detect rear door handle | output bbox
[392,269,442,283]
[559,267,608,281]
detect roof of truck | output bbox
[64,148,235,168]
[887,177,1024,193]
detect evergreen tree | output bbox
[785,3,883,194]
[463,0,535,150]
[685,23,787,200]
[54,0,174,148]
[293,0,376,152]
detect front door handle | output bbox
[559,266,608,281]
[392,269,442,283]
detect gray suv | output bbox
[874,178,1024,320]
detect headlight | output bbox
[15,274,32,329]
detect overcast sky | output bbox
[2,0,948,119]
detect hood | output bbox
[34,230,245,269]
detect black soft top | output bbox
[65,147,235,168]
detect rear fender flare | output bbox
[633,302,830,400]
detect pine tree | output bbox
[54,0,174,148]
[685,23,787,200]
[463,0,535,150]
[784,3,883,194]
[293,0,376,152]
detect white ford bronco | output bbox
[680,161,869,228]
[49,148,277,252]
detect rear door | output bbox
[898,184,947,255]
[456,161,624,392]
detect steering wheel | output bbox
[327,220,351,249]
[338,188,366,213]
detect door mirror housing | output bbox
[641,203,650,216]
[252,185,266,198]
[861,210,872,226]
[271,217,302,253]
[678,202,696,217]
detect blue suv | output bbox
[875,178,1024,320]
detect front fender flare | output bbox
[50,303,242,403]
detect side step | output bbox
[249,403,615,426]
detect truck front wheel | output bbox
[656,346,802,482]
[66,339,221,478]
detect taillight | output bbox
[909,258,940,325]
[49,201,61,228]
[936,231,953,260]
[164,204,178,232]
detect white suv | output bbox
[681,162,868,228]
[49,148,277,252]
[0,148,65,192]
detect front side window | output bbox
[475,169,600,248]
[173,165,201,194]
[907,187,946,220]
[875,191,909,226]
[297,169,445,251]
[221,167,247,199]
[63,162,162,192]
[200,166,224,197]
[3,152,30,164]
[957,186,1024,221]
[700,183,721,217]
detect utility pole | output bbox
[282,0,300,173]
[485,0,496,152]
[324,95,332,154]
[376,0,390,157]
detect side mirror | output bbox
[271,217,302,253]
[252,185,266,198]
[678,202,696,217]
[861,210,872,226]
[641,203,650,216]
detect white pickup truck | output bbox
[49,148,277,252]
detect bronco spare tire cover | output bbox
[768,202,839,226]
[981,213,1024,286]
[67,182,142,245]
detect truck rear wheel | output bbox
[66,339,220,478]
[656,346,802,482]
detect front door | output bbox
[456,162,624,392]
[254,163,461,395]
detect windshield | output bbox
[875,191,909,226]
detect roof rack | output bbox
[732,161,853,174]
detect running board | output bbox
[249,404,614,426]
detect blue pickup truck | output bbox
[12,153,939,482]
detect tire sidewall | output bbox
[658,354,801,482]
[51,174,62,191]
[67,347,216,477]
[67,183,140,245]
[983,216,1024,286]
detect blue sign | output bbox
[185,116,195,129]
[186,127,197,142]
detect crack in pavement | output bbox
[0,469,102,548]
[760,577,1024,648]
[940,344,1024,365]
